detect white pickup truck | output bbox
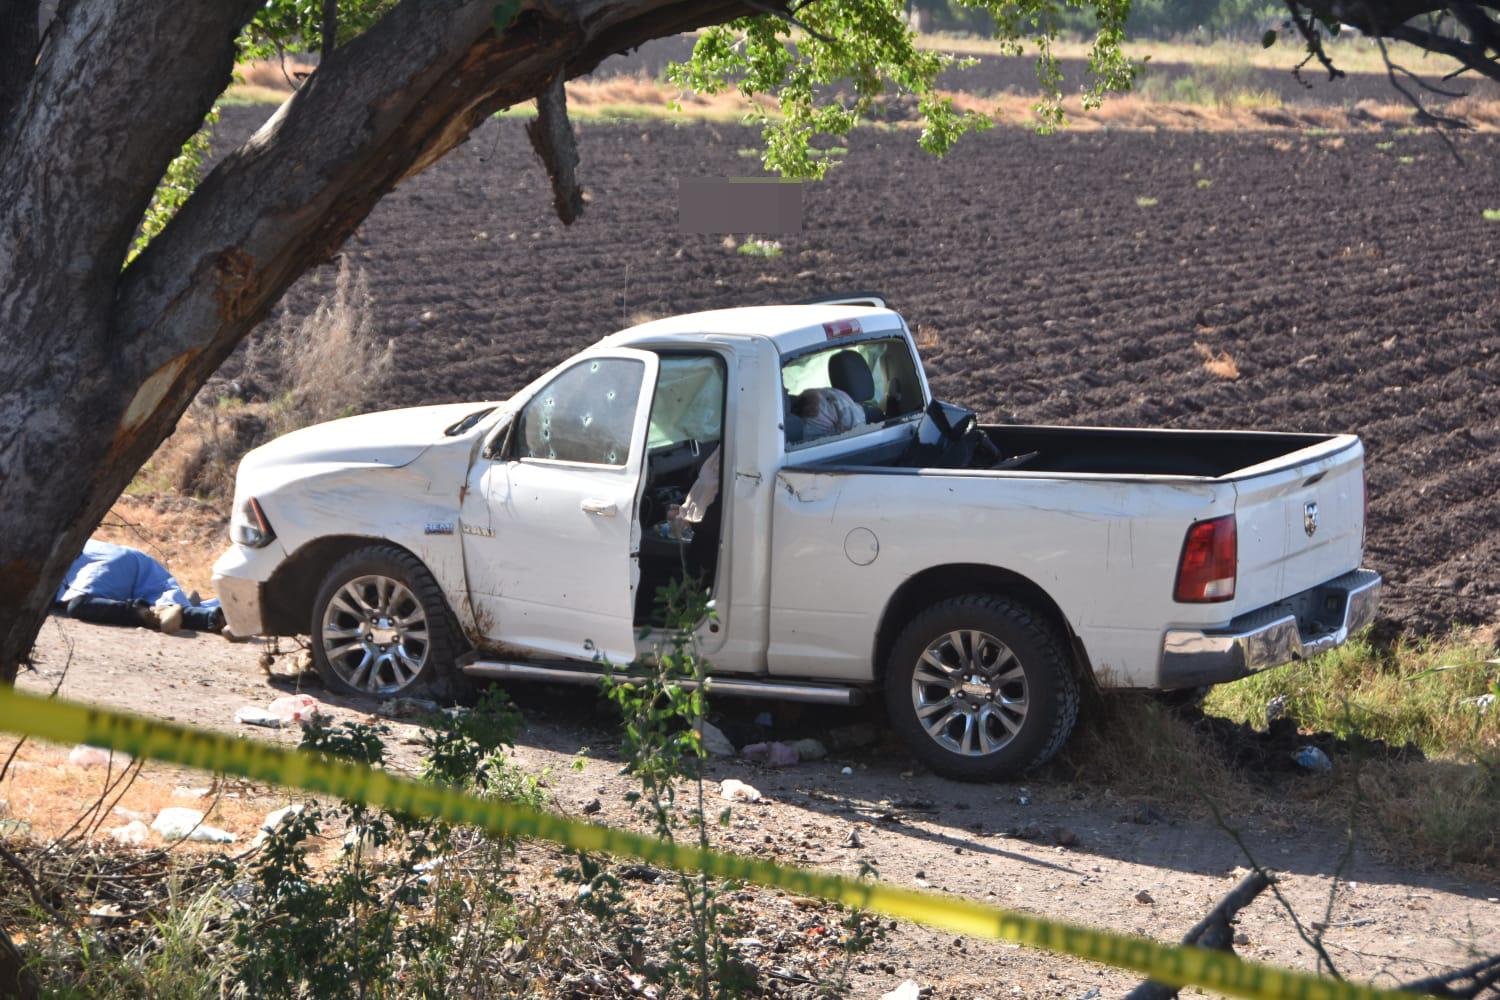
[213,299,1380,780]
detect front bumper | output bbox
[211,545,274,638]
[1160,569,1381,690]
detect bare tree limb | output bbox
[744,0,836,43]
[526,71,585,225]
[1199,790,1343,978]
[0,923,37,1000]
[1126,871,1272,1000]
[1401,953,1500,997]
[321,0,339,62]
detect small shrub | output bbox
[1195,178,1213,189]
[1135,196,1159,208]
[1482,208,1500,222]
[737,237,783,258]
[253,256,393,437]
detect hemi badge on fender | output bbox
[424,521,455,535]
[462,523,495,538]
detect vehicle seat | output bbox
[828,350,884,424]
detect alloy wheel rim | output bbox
[320,574,429,694]
[911,629,1028,757]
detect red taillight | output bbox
[1174,514,1237,603]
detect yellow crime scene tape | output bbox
[0,687,1429,1000]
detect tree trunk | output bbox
[0,0,765,683]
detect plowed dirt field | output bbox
[217,105,1500,634]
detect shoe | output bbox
[156,604,185,635]
[134,603,161,630]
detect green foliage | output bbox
[599,577,752,998]
[669,0,1135,178]
[1135,195,1158,206]
[221,694,533,999]
[237,0,395,61]
[127,106,217,264]
[1484,208,1500,222]
[1203,631,1500,755]
[737,237,784,257]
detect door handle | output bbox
[581,498,617,517]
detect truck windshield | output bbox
[781,336,922,444]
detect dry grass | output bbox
[943,88,1500,132]
[914,324,942,350]
[253,256,393,437]
[1193,341,1241,379]
[226,57,1500,133]
[0,739,301,855]
[93,495,229,599]
[915,32,1468,78]
[223,60,313,105]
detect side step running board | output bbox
[461,660,863,706]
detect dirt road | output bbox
[16,618,1498,997]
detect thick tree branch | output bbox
[526,71,585,224]
[0,0,787,679]
[0,0,40,127]
[321,0,339,62]
[1125,871,1271,1000]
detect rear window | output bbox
[782,336,922,445]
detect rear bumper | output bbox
[1160,569,1381,690]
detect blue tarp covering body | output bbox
[55,540,217,609]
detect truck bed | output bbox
[798,423,1346,480]
[771,421,1365,689]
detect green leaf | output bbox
[1262,29,1278,49]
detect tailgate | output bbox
[1232,435,1365,613]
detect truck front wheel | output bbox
[309,545,470,702]
[884,594,1078,781]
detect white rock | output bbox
[882,980,925,1000]
[841,766,854,776]
[173,786,212,799]
[251,804,306,846]
[235,706,283,728]
[112,806,150,823]
[698,721,737,757]
[789,738,828,761]
[108,820,150,846]
[69,744,128,767]
[719,778,763,803]
[151,810,238,844]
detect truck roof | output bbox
[598,304,907,356]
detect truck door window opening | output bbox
[781,336,923,445]
[513,358,645,466]
[636,353,728,626]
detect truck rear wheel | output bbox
[884,594,1078,781]
[309,545,470,702]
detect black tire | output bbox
[309,545,472,702]
[883,593,1079,782]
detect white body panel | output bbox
[212,304,1372,694]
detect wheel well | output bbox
[872,564,1093,682]
[262,535,408,635]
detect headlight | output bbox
[231,497,276,548]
